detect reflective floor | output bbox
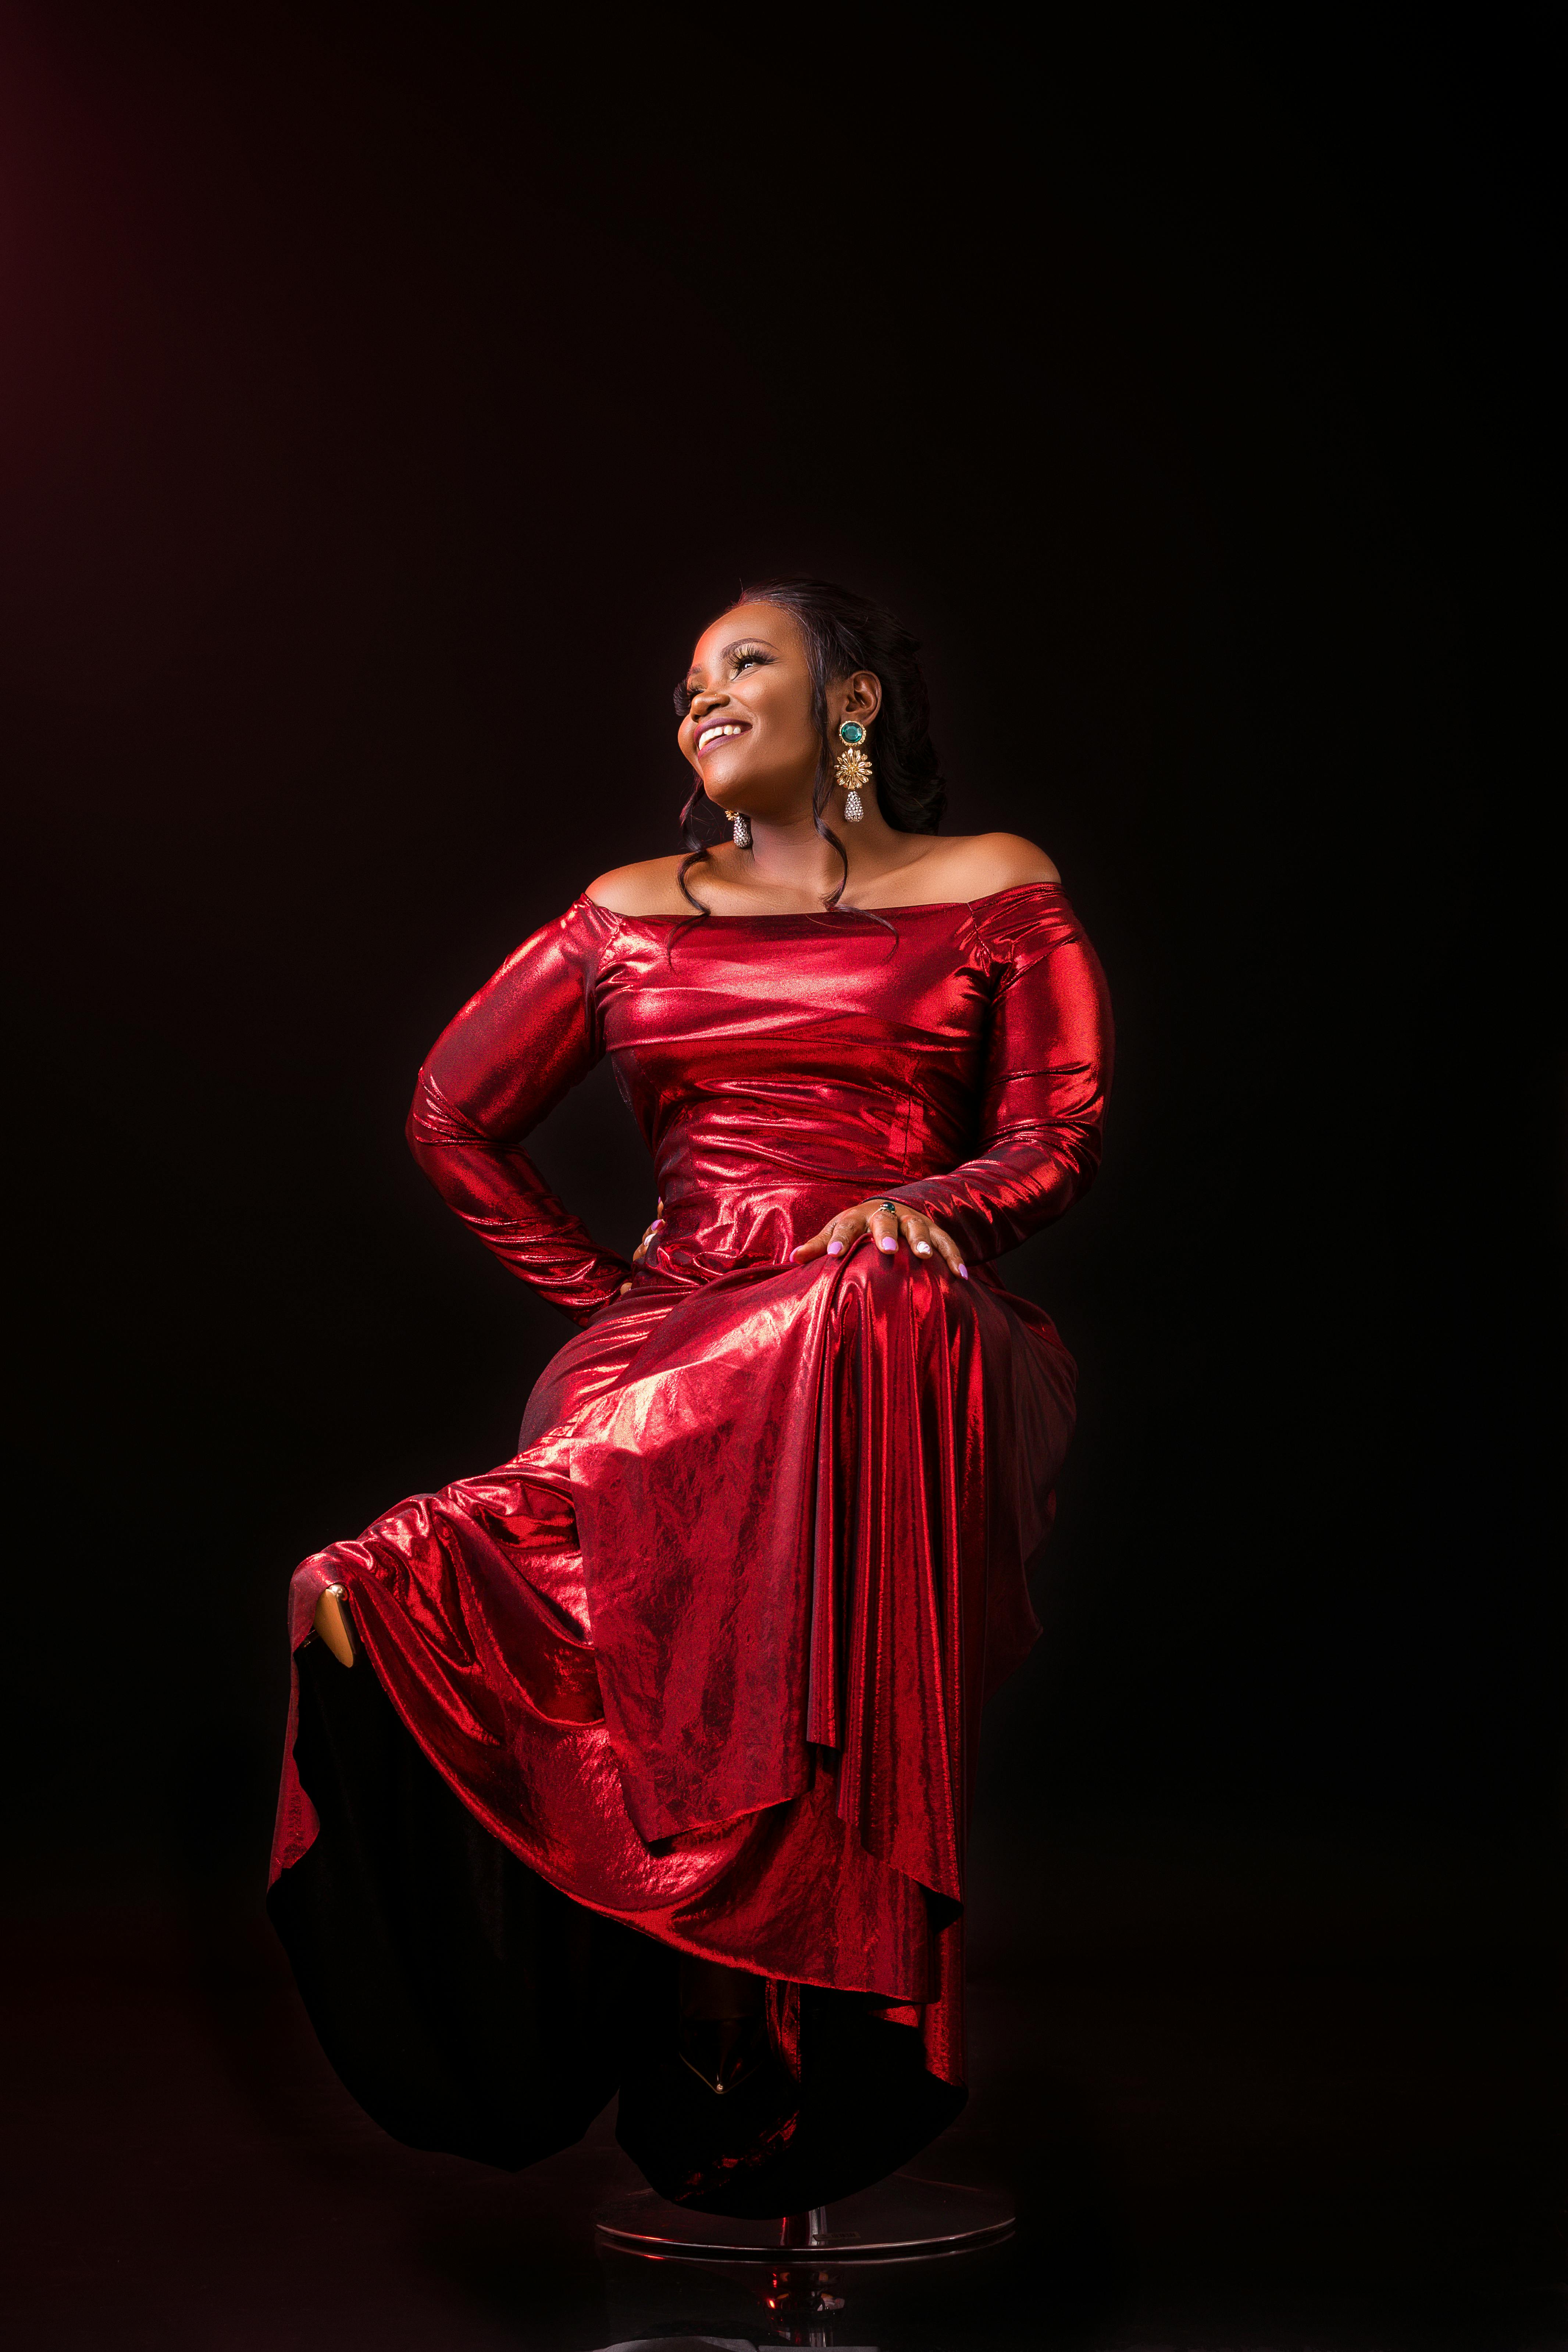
[5,1883,1564,2351]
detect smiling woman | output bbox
[593,579,1057,922]
[268,578,1109,2217]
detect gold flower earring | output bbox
[836,721,872,822]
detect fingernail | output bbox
[958,1264,969,1279]
[827,1241,844,1257]
[879,1237,896,1252]
[916,1242,932,1255]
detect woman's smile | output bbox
[696,720,751,756]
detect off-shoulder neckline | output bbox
[578,879,1067,924]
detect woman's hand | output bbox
[313,1583,355,1668]
[618,1200,665,1295]
[790,1198,967,1279]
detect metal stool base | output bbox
[595,2171,1014,2264]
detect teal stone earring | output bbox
[835,720,872,821]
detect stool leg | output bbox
[778,2206,828,2247]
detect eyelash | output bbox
[673,647,773,719]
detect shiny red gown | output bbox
[271,880,1111,2106]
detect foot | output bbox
[313,1583,355,1667]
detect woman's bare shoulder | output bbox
[915,833,1060,895]
[584,855,694,916]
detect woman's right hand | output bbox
[313,1583,355,1668]
[619,1200,664,1294]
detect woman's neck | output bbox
[740,798,929,899]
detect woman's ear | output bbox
[835,669,883,728]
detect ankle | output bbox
[678,1954,762,2023]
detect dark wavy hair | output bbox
[673,578,947,916]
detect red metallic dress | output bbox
[268,880,1111,2212]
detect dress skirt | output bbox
[267,883,1112,2213]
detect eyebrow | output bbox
[683,634,779,689]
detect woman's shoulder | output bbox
[581,836,1059,918]
[911,833,1060,897]
[584,855,694,917]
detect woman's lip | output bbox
[695,721,751,755]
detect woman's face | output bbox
[676,602,823,822]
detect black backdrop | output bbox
[4,6,1559,2005]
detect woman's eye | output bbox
[731,650,770,674]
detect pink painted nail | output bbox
[827,1240,844,1256]
[957,1264,968,1279]
[879,1237,896,1252]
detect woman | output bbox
[268,578,1112,2217]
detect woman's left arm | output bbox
[892,889,1113,1263]
[791,889,1113,1273]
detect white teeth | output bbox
[698,723,746,749]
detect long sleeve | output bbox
[405,897,633,1325]
[888,885,1113,1264]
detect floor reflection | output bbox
[588,2337,874,2352]
[588,2330,875,2352]
[8,1891,1564,2351]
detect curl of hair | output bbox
[675,577,947,919]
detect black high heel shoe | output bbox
[677,1955,767,2095]
[676,2011,768,2096]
